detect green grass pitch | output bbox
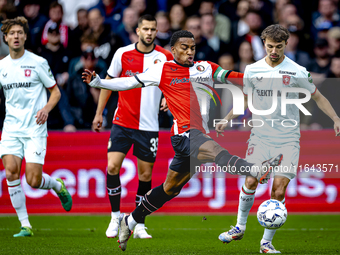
[0,214,339,254]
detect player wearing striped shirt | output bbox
[92,15,173,239]
[84,30,284,251]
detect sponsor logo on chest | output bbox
[169,77,190,86]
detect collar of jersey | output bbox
[135,42,156,54]
[174,59,194,68]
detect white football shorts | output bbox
[245,138,299,180]
[0,136,47,165]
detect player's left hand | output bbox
[35,108,49,125]
[82,69,96,84]
[160,97,168,112]
[334,118,340,136]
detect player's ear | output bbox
[171,46,175,55]
[136,27,140,37]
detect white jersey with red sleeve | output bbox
[136,60,236,135]
[107,43,173,131]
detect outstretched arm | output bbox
[82,69,143,91]
[312,90,340,136]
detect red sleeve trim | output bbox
[48,83,57,89]
[311,87,317,95]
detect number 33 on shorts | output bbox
[150,137,158,158]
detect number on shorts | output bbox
[150,137,158,152]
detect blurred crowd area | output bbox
[0,0,339,132]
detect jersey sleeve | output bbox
[243,65,253,95]
[209,61,244,85]
[298,68,317,95]
[38,59,57,88]
[165,51,174,61]
[107,48,123,78]
[134,63,163,87]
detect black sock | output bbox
[135,180,151,223]
[132,184,173,223]
[136,180,151,207]
[215,150,254,176]
[107,173,121,212]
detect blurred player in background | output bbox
[92,14,173,239]
[84,30,284,251]
[0,17,72,237]
[216,24,340,253]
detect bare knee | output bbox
[5,165,20,182]
[107,161,122,175]
[138,168,152,182]
[25,172,42,188]
[245,176,258,190]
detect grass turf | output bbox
[0,214,339,254]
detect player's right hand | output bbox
[92,114,103,132]
[215,119,229,137]
[82,69,96,84]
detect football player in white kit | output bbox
[0,17,72,237]
[216,24,340,253]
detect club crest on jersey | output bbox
[282,75,290,86]
[196,65,205,72]
[154,59,161,64]
[24,69,31,77]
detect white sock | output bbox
[127,214,137,231]
[261,198,285,243]
[135,223,145,228]
[111,211,120,220]
[262,229,276,243]
[39,173,62,192]
[236,185,256,227]
[7,179,32,228]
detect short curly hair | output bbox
[1,16,29,45]
[261,24,290,42]
[170,30,194,47]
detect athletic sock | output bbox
[236,185,256,228]
[39,173,62,192]
[132,184,173,224]
[135,180,151,207]
[261,198,285,243]
[127,214,138,230]
[107,173,121,212]
[111,211,120,220]
[7,179,31,228]
[215,150,254,176]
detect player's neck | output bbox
[136,42,155,54]
[265,55,285,68]
[9,48,25,60]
